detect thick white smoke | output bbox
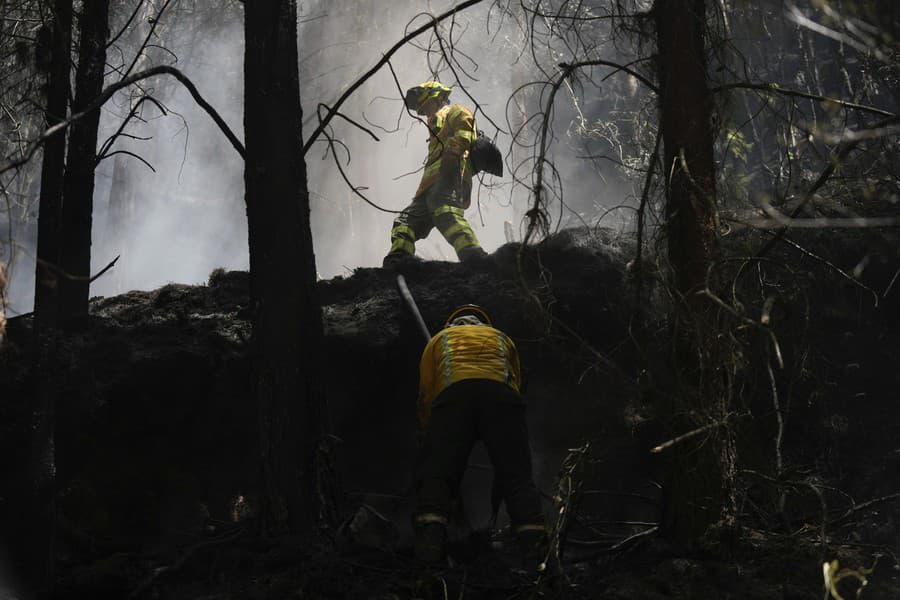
[298,0,529,276]
[96,0,530,299]
[5,0,637,313]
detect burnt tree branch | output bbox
[1,65,244,177]
[301,0,487,156]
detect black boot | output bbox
[414,521,447,564]
[517,527,549,575]
[382,251,422,269]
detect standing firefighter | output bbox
[414,304,547,570]
[383,81,488,266]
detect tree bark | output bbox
[33,0,71,327]
[655,0,728,544]
[18,0,71,592]
[58,0,109,329]
[244,0,326,535]
[656,0,717,297]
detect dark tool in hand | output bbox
[396,274,431,344]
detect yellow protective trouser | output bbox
[387,182,481,259]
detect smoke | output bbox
[299,0,526,276]
[299,0,641,275]
[4,0,643,313]
[91,4,246,299]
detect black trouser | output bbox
[416,379,544,528]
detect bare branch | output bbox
[830,492,900,527]
[323,131,401,215]
[754,114,900,258]
[650,413,746,454]
[121,0,176,80]
[106,0,145,49]
[90,255,120,283]
[97,95,167,160]
[301,0,487,156]
[757,229,880,307]
[98,150,156,172]
[1,65,244,176]
[712,82,896,119]
[0,262,6,344]
[34,254,120,283]
[316,103,380,142]
[786,2,893,63]
[632,128,662,319]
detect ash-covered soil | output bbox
[1,226,899,599]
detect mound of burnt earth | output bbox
[2,224,899,599]
[0,228,645,557]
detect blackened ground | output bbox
[0,226,899,598]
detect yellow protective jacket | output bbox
[414,103,476,201]
[418,324,521,427]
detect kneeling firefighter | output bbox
[414,304,547,568]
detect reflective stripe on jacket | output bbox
[414,103,476,199]
[418,324,521,426]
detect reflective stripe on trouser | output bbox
[386,181,477,258]
[414,512,448,525]
[388,202,432,256]
[432,205,481,254]
[389,223,416,255]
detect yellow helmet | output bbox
[404,81,451,111]
[444,304,492,327]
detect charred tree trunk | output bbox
[655,0,729,544]
[58,0,109,329]
[244,0,327,535]
[657,0,717,296]
[16,0,71,593]
[33,0,71,326]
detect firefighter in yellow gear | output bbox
[383,81,488,267]
[413,305,547,569]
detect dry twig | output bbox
[0,261,7,344]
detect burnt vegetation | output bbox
[1,0,899,598]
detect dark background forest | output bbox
[1,0,899,598]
